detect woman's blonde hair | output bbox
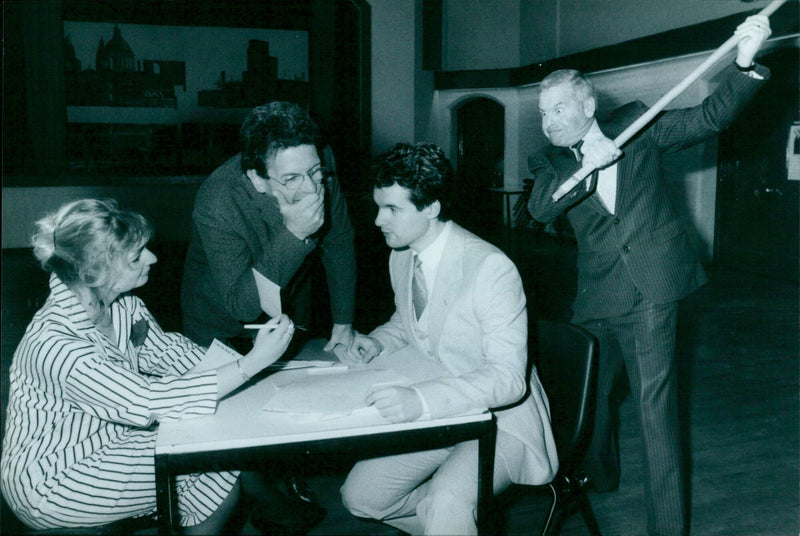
[32,198,153,288]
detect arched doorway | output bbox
[454,97,505,236]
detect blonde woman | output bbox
[1,198,296,534]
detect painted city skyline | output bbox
[64,21,308,115]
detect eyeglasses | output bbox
[268,165,331,190]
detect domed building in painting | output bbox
[96,25,135,73]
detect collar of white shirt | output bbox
[412,220,452,299]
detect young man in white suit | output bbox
[340,142,558,535]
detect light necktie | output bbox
[411,255,427,320]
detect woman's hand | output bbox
[217,315,295,399]
[249,314,295,370]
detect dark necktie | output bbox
[571,139,597,194]
[411,255,427,320]
[570,140,584,162]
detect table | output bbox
[486,187,525,228]
[154,341,497,535]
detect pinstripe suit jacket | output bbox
[528,64,768,322]
[370,223,559,485]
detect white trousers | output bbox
[340,434,523,535]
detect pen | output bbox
[243,324,308,331]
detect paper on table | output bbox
[263,368,409,417]
[189,339,243,374]
[252,268,282,317]
[189,340,340,376]
[266,360,341,371]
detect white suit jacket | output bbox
[370,223,559,485]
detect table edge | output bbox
[156,411,492,455]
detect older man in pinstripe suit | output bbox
[526,15,771,536]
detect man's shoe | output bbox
[285,473,317,504]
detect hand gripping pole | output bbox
[551,0,787,202]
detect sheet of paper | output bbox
[263,368,409,418]
[252,268,282,317]
[189,339,243,374]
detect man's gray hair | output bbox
[541,69,596,102]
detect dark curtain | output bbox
[21,0,67,174]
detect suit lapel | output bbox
[585,170,609,214]
[595,104,647,214]
[551,146,579,176]
[426,225,465,353]
[551,146,608,215]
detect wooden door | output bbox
[715,45,799,282]
[455,98,505,236]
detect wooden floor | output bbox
[1,225,797,535]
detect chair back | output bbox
[534,320,598,474]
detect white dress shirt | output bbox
[583,120,618,214]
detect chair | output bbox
[528,320,601,536]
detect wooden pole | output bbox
[551,0,788,202]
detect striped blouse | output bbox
[1,274,237,529]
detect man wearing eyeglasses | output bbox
[180,101,356,532]
[182,101,357,356]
